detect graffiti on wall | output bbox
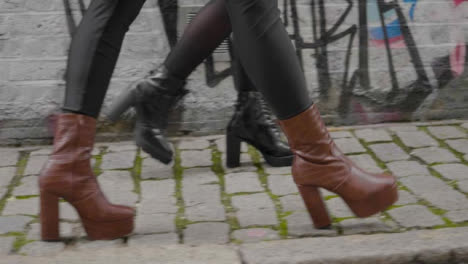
[62,0,468,123]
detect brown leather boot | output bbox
[39,114,134,241]
[278,104,398,228]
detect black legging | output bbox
[63,0,311,120]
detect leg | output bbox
[224,0,398,227]
[41,0,146,241]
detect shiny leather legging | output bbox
[63,0,311,120]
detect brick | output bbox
[340,217,395,235]
[128,233,178,247]
[0,215,31,234]
[13,176,38,196]
[334,137,366,154]
[9,60,65,81]
[428,126,465,139]
[20,241,65,257]
[388,205,444,228]
[446,139,468,154]
[232,228,279,243]
[141,158,174,180]
[286,211,337,237]
[101,151,136,170]
[231,193,278,227]
[268,174,297,196]
[348,154,383,173]
[411,147,458,164]
[386,161,429,177]
[395,131,438,148]
[0,236,14,254]
[4,14,68,35]
[0,0,26,12]
[432,163,468,181]
[369,143,409,162]
[400,175,468,211]
[180,150,212,168]
[354,129,392,142]
[225,172,263,194]
[2,197,39,216]
[184,223,230,245]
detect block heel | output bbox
[297,185,332,229]
[40,191,60,241]
[226,132,241,168]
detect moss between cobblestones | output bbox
[92,147,105,176]
[172,147,187,243]
[209,143,241,240]
[353,134,389,171]
[131,149,143,196]
[11,232,34,252]
[421,126,468,165]
[247,146,288,238]
[0,151,29,214]
[390,133,412,153]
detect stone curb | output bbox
[2,227,468,264]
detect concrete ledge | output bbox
[240,227,468,264]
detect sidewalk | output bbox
[1,120,468,263]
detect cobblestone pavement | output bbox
[1,121,468,263]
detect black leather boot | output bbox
[226,91,294,168]
[107,66,188,164]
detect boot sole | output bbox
[137,137,173,164]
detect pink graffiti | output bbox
[450,43,466,77]
[454,0,468,7]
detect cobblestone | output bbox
[101,151,136,170]
[98,171,137,207]
[183,183,225,222]
[106,142,138,153]
[232,228,279,243]
[27,222,74,240]
[140,158,174,180]
[75,240,124,250]
[395,131,438,148]
[411,147,458,164]
[354,129,392,142]
[225,172,263,194]
[134,213,176,234]
[428,126,466,139]
[178,138,210,150]
[329,131,353,138]
[286,211,337,237]
[326,198,354,218]
[369,143,410,162]
[400,175,468,211]
[387,205,444,228]
[24,155,48,176]
[0,167,16,188]
[0,236,14,254]
[180,150,213,167]
[334,138,366,154]
[340,217,395,235]
[395,190,418,205]
[280,194,307,213]
[268,174,297,195]
[0,215,31,234]
[128,233,178,246]
[59,202,79,221]
[184,222,230,245]
[432,163,468,181]
[446,210,468,223]
[348,154,383,173]
[386,161,429,177]
[13,176,38,196]
[3,197,39,216]
[458,180,468,193]
[231,193,278,227]
[20,241,65,256]
[0,149,19,167]
[461,123,468,130]
[30,148,52,156]
[139,180,176,215]
[263,165,291,175]
[446,139,468,154]
[387,125,419,132]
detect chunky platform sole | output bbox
[40,191,134,241]
[226,132,293,168]
[296,184,398,229]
